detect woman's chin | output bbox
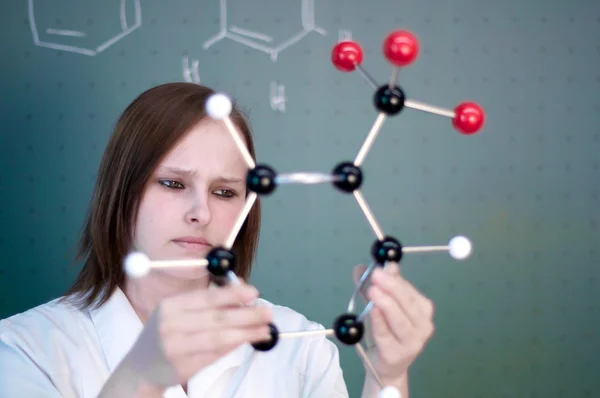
[156,266,209,282]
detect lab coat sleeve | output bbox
[301,324,349,398]
[0,335,62,398]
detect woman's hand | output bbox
[120,282,273,390]
[353,262,435,390]
[156,283,273,383]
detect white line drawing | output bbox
[203,0,327,62]
[338,29,352,42]
[182,54,201,83]
[270,81,287,112]
[28,0,142,56]
[229,26,273,43]
[46,28,87,37]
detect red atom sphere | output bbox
[331,40,363,72]
[383,30,419,67]
[452,102,485,134]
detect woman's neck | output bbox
[123,272,210,323]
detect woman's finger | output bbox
[164,305,273,334]
[163,325,272,358]
[388,262,434,319]
[367,284,415,344]
[165,284,260,314]
[367,306,406,368]
[371,263,434,329]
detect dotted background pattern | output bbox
[1,0,599,397]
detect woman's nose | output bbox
[185,197,212,225]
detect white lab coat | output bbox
[0,287,350,398]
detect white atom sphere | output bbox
[379,386,401,398]
[449,235,472,260]
[124,252,151,278]
[206,93,232,120]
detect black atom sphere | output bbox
[373,84,405,116]
[247,164,277,195]
[332,161,363,193]
[205,247,235,277]
[333,313,364,345]
[371,236,403,264]
[252,323,280,351]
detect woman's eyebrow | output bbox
[214,176,244,184]
[159,166,196,176]
[159,166,243,183]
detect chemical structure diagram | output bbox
[182,53,201,84]
[184,1,358,113]
[182,52,289,113]
[134,28,486,398]
[195,0,327,112]
[202,0,327,62]
[269,81,287,112]
[27,0,142,56]
[185,28,352,113]
[182,54,287,113]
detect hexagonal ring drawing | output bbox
[203,0,327,61]
[28,0,142,56]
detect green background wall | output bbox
[1,0,599,397]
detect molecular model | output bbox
[125,29,485,398]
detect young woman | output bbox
[0,82,435,398]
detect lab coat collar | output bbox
[89,286,253,398]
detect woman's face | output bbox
[131,117,249,280]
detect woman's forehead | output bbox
[159,119,248,176]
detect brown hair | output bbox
[63,82,261,310]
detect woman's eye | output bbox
[160,180,184,189]
[214,189,236,198]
